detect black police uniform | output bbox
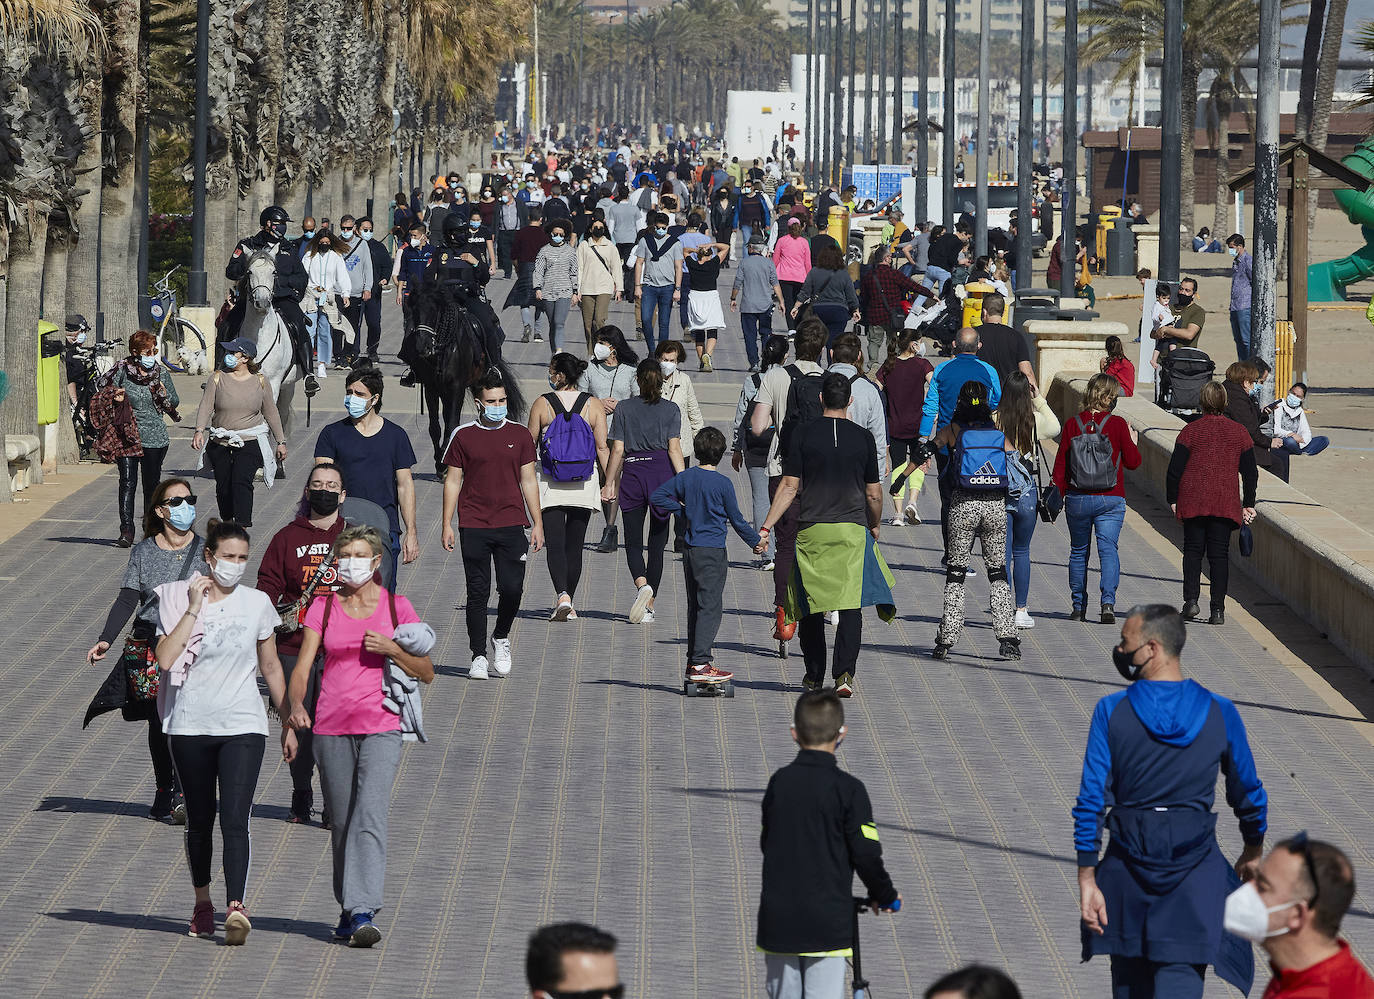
[224,231,312,379]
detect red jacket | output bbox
[1262,940,1374,999]
[1166,413,1258,525]
[255,514,346,654]
[1104,356,1135,397]
[1053,409,1141,497]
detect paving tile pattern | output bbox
[0,274,1370,997]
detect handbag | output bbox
[1034,442,1063,524]
[276,534,344,635]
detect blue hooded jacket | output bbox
[1073,679,1267,993]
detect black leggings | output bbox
[459,525,528,656]
[279,653,320,794]
[544,508,593,598]
[147,713,177,792]
[206,439,265,527]
[1182,516,1235,610]
[622,505,670,593]
[168,733,265,904]
[115,447,167,534]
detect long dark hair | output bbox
[143,477,195,539]
[760,334,789,373]
[952,379,993,426]
[595,325,639,366]
[636,358,664,402]
[996,371,1037,454]
[813,241,845,272]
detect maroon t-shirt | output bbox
[442,420,537,529]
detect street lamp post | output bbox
[188,0,209,306]
[975,0,991,257]
[941,0,955,228]
[1060,0,1078,299]
[1159,0,1182,283]
[915,0,928,220]
[1017,0,1033,288]
[1253,0,1280,393]
[892,0,904,164]
[847,0,857,173]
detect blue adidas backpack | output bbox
[952,422,1009,491]
[540,392,598,482]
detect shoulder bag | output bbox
[276,528,346,635]
[126,538,202,702]
[1034,441,1063,524]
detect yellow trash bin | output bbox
[826,207,850,251]
[37,320,60,426]
[962,281,1003,328]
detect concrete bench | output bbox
[1049,371,1374,674]
[5,434,41,492]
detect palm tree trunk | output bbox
[3,215,50,443]
[66,42,103,328]
[1211,89,1232,239]
[100,0,141,337]
[1306,0,1348,239]
[42,229,80,466]
[1178,53,1202,252]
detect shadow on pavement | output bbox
[45,907,334,940]
[582,677,681,695]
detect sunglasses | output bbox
[1290,830,1321,905]
[543,987,625,999]
[163,494,197,508]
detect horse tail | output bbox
[492,355,527,423]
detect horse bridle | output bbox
[243,250,288,372]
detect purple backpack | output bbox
[540,392,597,482]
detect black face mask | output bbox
[1176,293,1193,308]
[307,488,341,516]
[267,222,287,241]
[1112,643,1148,682]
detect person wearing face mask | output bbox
[1073,604,1268,999]
[1225,836,1374,997]
[285,524,433,948]
[190,338,287,527]
[1223,360,1280,477]
[569,179,597,238]
[576,217,623,351]
[154,518,291,945]
[507,206,550,342]
[494,183,529,279]
[631,211,684,353]
[542,181,571,226]
[224,205,315,395]
[61,313,92,408]
[84,477,206,823]
[353,216,392,363]
[256,462,357,824]
[533,220,579,354]
[732,180,772,254]
[439,368,544,679]
[448,184,472,225]
[1225,234,1253,361]
[653,340,704,552]
[293,216,318,258]
[315,366,419,588]
[334,214,374,369]
[1153,277,1206,354]
[579,327,640,552]
[88,330,181,546]
[303,231,352,377]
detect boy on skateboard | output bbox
[758,690,900,998]
[651,426,761,685]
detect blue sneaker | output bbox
[348,911,382,948]
[332,911,351,942]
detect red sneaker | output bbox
[188,900,215,939]
[687,664,734,683]
[773,606,796,642]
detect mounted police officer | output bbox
[224,205,318,395]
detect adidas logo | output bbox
[969,460,1004,486]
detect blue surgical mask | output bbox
[360,230,373,240]
[469,217,481,229]
[654,227,668,238]
[1229,247,1238,257]
[1285,393,1302,409]
[550,234,565,245]
[167,503,196,531]
[75,332,87,345]
[548,378,559,390]
[344,394,370,419]
[224,353,239,369]
[301,229,315,241]
[1249,384,1261,400]
[483,404,508,423]
[139,356,157,370]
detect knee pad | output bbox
[986,566,1008,584]
[945,565,967,585]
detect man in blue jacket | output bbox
[1075,604,1267,999]
[919,326,1001,557]
[733,181,773,252]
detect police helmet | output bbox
[259,205,292,227]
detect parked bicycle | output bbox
[150,266,208,373]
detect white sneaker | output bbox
[629,583,654,623]
[642,609,655,624]
[492,638,512,676]
[760,559,775,572]
[826,610,840,626]
[1015,609,1035,629]
[551,600,573,621]
[904,503,921,525]
[468,656,489,679]
[316,362,327,378]
[889,516,904,527]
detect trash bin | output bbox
[1106,223,1136,276]
[962,281,1002,327]
[37,320,61,427]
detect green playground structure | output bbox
[1309,135,1374,302]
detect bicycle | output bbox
[70,339,120,458]
[150,266,209,373]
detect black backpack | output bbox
[778,364,826,461]
[1067,414,1120,491]
[742,373,775,465]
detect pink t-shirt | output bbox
[303,589,420,736]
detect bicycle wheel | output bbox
[159,317,207,371]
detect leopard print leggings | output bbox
[938,490,1017,647]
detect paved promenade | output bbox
[1,274,1371,997]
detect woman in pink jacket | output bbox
[772,215,812,329]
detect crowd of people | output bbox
[65,136,1368,999]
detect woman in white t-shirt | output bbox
[156,519,289,946]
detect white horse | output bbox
[237,250,302,440]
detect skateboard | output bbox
[683,676,735,698]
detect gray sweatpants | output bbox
[764,954,846,999]
[314,730,403,916]
[684,545,729,666]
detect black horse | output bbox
[408,276,526,478]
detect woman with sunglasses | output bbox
[85,478,206,822]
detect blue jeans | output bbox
[740,310,773,367]
[1109,956,1206,999]
[1005,489,1038,609]
[1230,308,1251,360]
[925,264,952,293]
[1065,493,1126,609]
[639,283,674,352]
[312,310,332,366]
[747,464,773,558]
[1282,434,1329,456]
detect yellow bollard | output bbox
[1275,320,1295,394]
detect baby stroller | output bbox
[906,288,961,355]
[1156,346,1214,415]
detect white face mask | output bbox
[337,556,378,586]
[593,342,612,361]
[409,237,421,248]
[659,359,677,377]
[210,557,246,589]
[1223,881,1298,944]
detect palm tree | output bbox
[1075,0,1300,247]
[1356,17,1374,106]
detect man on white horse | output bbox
[225,205,318,397]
